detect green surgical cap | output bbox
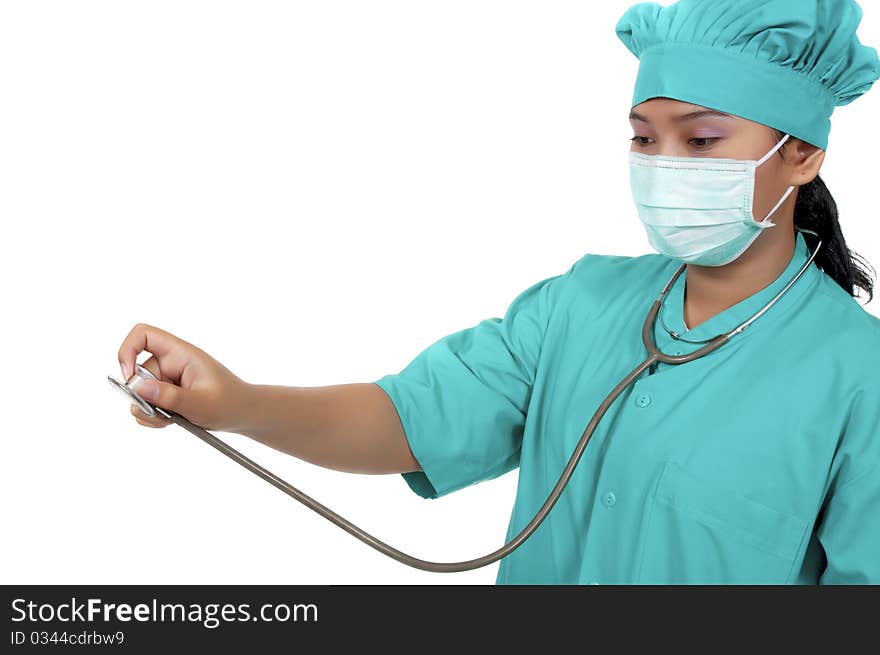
[615,0,880,150]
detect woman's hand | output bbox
[117,322,253,432]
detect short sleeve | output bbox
[816,376,880,584]
[373,259,580,499]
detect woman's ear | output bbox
[786,138,825,186]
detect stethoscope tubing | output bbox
[112,228,821,573]
[114,301,728,573]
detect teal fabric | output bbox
[373,231,880,584]
[615,0,880,150]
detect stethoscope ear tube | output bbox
[642,297,731,363]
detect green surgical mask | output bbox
[629,133,796,266]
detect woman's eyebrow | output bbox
[629,109,734,123]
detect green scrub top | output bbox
[373,230,880,584]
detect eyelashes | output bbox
[689,137,721,148]
[629,136,721,149]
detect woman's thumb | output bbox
[134,378,187,414]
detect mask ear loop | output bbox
[757,133,791,167]
[760,185,796,225]
[756,133,796,225]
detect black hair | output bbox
[772,128,875,303]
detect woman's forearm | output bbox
[233,382,421,476]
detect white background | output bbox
[1,1,878,585]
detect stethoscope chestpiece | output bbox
[107,364,171,419]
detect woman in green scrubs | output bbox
[118,0,880,584]
[372,0,880,584]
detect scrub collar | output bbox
[653,230,820,355]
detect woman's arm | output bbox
[117,323,420,476]
[234,382,422,476]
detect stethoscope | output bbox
[108,227,823,573]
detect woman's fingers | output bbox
[127,356,172,427]
[129,402,172,428]
[116,322,246,431]
[132,355,171,428]
[139,355,163,381]
[117,322,195,383]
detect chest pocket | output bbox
[635,461,810,584]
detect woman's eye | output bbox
[689,137,720,149]
[629,136,720,149]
